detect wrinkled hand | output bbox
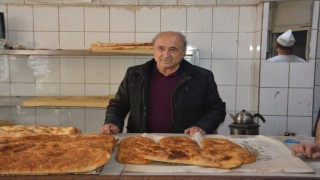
[101,123,120,134]
[184,126,205,135]
[291,143,320,159]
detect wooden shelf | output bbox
[0,95,115,108]
[0,49,153,56]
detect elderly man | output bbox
[101,31,226,135]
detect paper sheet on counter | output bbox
[123,134,314,174]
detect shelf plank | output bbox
[0,49,153,56]
[0,95,115,108]
[22,95,115,108]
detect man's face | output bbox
[153,32,186,73]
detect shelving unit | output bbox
[0,48,199,108]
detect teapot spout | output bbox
[229,113,236,121]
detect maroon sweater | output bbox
[146,68,180,133]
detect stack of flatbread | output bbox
[117,136,256,169]
[0,125,117,175]
[90,42,153,51]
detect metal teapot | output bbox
[229,110,266,124]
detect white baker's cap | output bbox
[277,29,295,47]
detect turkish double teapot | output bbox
[229,110,266,135]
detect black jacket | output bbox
[105,59,226,133]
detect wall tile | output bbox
[289,60,315,88]
[136,6,160,32]
[61,108,85,131]
[187,7,212,32]
[0,56,9,82]
[34,6,58,31]
[10,56,34,83]
[139,0,177,5]
[314,85,320,112]
[0,83,10,96]
[259,88,288,115]
[310,30,317,60]
[59,6,84,31]
[34,32,59,49]
[161,7,186,32]
[60,57,84,83]
[253,59,260,86]
[85,57,109,83]
[85,32,109,48]
[186,33,211,58]
[236,85,255,112]
[255,3,262,32]
[198,59,211,71]
[35,108,61,126]
[11,83,35,96]
[178,0,216,5]
[85,84,110,96]
[135,32,157,43]
[7,5,33,31]
[237,60,254,85]
[259,116,287,136]
[85,6,109,32]
[260,30,268,59]
[238,32,255,59]
[110,84,120,94]
[212,6,238,33]
[217,113,233,135]
[60,32,84,49]
[287,116,312,136]
[218,85,236,111]
[260,61,289,87]
[315,59,320,85]
[85,108,106,133]
[239,6,256,32]
[36,83,60,96]
[109,32,134,42]
[110,6,135,32]
[288,88,313,116]
[8,31,34,49]
[212,60,237,85]
[34,57,60,83]
[254,31,261,59]
[101,0,138,5]
[11,107,36,125]
[110,58,134,83]
[134,58,151,65]
[0,107,12,122]
[60,84,84,96]
[212,33,238,59]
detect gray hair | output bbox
[152,31,187,49]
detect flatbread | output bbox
[117,136,256,169]
[90,42,153,51]
[0,125,80,137]
[0,134,117,175]
[117,136,167,164]
[201,138,257,164]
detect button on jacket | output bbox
[105,59,226,134]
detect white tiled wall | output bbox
[0,1,317,136]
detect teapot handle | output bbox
[253,113,266,123]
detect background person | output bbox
[101,31,226,135]
[292,109,320,158]
[267,29,305,63]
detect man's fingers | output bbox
[184,126,205,135]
